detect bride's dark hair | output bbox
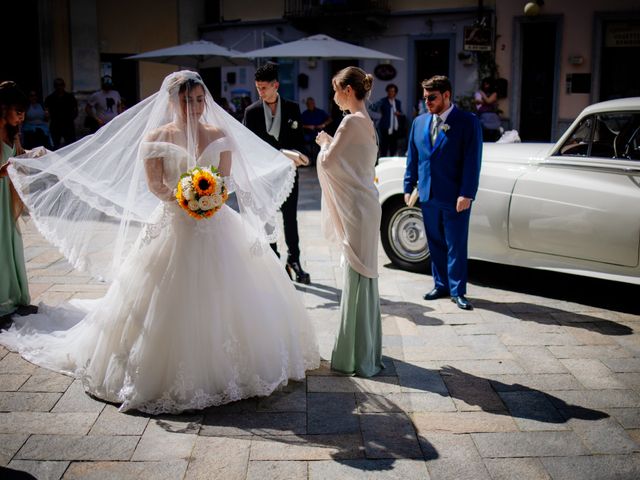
[166,72,205,96]
[178,78,205,94]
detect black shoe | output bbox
[451,295,473,310]
[423,288,449,301]
[15,305,38,316]
[286,261,311,284]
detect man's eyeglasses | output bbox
[425,93,439,102]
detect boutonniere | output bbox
[289,120,299,129]
[441,124,450,133]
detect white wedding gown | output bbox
[0,139,320,414]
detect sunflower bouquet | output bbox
[175,166,228,219]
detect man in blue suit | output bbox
[404,75,482,310]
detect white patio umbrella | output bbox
[234,34,402,61]
[126,40,249,69]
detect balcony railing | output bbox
[284,0,390,18]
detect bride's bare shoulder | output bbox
[201,124,226,142]
[145,123,179,142]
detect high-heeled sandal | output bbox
[285,261,311,284]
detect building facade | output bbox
[3,0,638,142]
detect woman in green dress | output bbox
[0,81,33,321]
[315,67,383,377]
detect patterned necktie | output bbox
[431,116,441,145]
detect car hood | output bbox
[483,142,555,164]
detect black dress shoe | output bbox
[285,261,311,284]
[423,288,449,301]
[451,295,473,310]
[15,304,38,316]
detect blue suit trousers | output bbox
[420,202,470,297]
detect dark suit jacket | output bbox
[404,106,482,210]
[243,98,304,152]
[375,97,403,134]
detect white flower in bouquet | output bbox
[188,199,199,211]
[182,185,194,201]
[198,196,215,211]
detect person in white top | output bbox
[85,75,122,132]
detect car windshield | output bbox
[558,111,640,160]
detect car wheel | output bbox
[380,196,430,273]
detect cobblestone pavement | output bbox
[1,167,640,479]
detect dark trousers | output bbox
[379,130,400,157]
[270,170,300,262]
[420,202,471,297]
[50,124,76,150]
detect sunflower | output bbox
[192,170,216,196]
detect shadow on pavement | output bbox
[297,281,442,326]
[468,260,640,315]
[173,358,610,471]
[474,300,634,335]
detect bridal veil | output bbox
[8,70,295,281]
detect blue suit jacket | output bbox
[404,106,482,210]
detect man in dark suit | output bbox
[243,63,310,284]
[374,83,404,157]
[404,75,482,310]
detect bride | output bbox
[0,71,319,414]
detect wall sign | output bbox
[463,26,492,52]
[374,64,397,81]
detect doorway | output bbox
[599,21,640,100]
[518,21,558,141]
[1,1,42,97]
[414,39,450,114]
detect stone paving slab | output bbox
[249,434,364,461]
[0,412,98,435]
[0,391,61,412]
[412,411,518,434]
[246,460,308,480]
[0,433,29,466]
[15,434,140,461]
[540,454,640,480]
[419,433,491,480]
[63,460,188,480]
[482,457,550,480]
[471,431,590,457]
[7,460,70,480]
[309,459,430,479]
[19,370,74,393]
[184,436,250,479]
[88,404,150,436]
[0,373,29,391]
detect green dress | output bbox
[0,142,30,316]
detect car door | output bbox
[508,111,640,267]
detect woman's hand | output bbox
[315,131,332,148]
[0,162,9,178]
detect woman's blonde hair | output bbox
[333,67,373,101]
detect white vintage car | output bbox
[375,97,640,285]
